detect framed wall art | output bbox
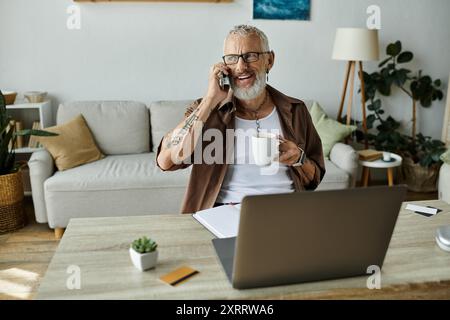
[253,0,310,21]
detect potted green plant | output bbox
[1,90,58,233]
[129,236,158,271]
[363,104,446,191]
[400,133,447,192]
[361,41,446,192]
[365,40,443,140]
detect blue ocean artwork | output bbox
[253,0,311,20]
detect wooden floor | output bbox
[0,188,439,300]
[0,197,58,300]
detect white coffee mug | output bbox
[251,132,280,166]
[383,151,391,161]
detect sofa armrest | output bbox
[28,149,55,223]
[329,142,359,187]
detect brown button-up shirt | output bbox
[156,85,325,214]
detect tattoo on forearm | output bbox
[169,109,201,147]
[164,132,173,149]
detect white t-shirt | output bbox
[216,106,294,204]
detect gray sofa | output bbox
[28,100,358,235]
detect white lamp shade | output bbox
[332,28,379,61]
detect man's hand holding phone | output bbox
[205,62,232,108]
[219,72,231,90]
[157,62,232,169]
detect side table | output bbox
[359,152,403,186]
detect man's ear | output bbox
[267,50,275,71]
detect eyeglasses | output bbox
[222,51,271,65]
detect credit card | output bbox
[159,266,199,286]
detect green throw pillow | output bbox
[309,101,356,158]
[441,148,450,164]
[309,101,324,125]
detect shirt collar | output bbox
[217,84,302,130]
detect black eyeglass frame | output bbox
[222,51,272,65]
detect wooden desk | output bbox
[36,200,450,299]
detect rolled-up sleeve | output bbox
[292,105,326,190]
[155,99,202,172]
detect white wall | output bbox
[1,0,449,139]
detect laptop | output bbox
[212,185,407,289]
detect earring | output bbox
[266,70,269,82]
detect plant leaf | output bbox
[14,129,58,137]
[397,51,413,63]
[377,81,391,96]
[386,42,401,56]
[420,75,432,85]
[395,41,402,54]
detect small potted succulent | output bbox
[129,236,158,271]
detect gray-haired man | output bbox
[157,25,325,213]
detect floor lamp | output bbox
[332,28,379,149]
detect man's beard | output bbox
[231,70,266,100]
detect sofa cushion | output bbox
[44,155,348,193]
[57,101,150,155]
[44,153,190,192]
[440,148,450,164]
[309,102,356,158]
[43,153,192,227]
[302,100,314,113]
[149,100,195,152]
[316,159,350,190]
[38,114,104,171]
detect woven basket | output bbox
[0,170,26,234]
[399,157,441,192]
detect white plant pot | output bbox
[129,248,158,271]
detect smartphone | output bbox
[219,72,230,90]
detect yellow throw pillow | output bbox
[38,114,104,171]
